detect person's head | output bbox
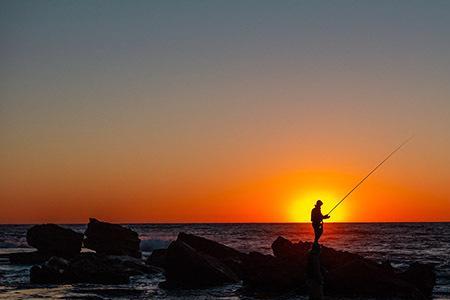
[315,200,323,207]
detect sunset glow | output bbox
[1,1,450,224]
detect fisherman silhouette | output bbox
[311,200,330,244]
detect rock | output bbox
[105,255,163,275]
[272,236,365,271]
[177,232,245,276]
[317,243,366,271]
[325,258,426,299]
[29,253,157,285]
[241,251,307,292]
[178,232,243,260]
[399,262,436,297]
[162,240,239,288]
[84,218,141,258]
[146,248,167,268]
[272,236,309,261]
[26,224,83,258]
[268,237,436,299]
[306,244,324,300]
[9,251,48,265]
[68,253,131,284]
[30,256,71,284]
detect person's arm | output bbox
[323,214,330,219]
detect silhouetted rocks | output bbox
[68,253,132,284]
[241,251,306,292]
[84,218,141,258]
[178,232,243,260]
[21,224,435,299]
[177,232,245,276]
[325,258,425,299]
[161,240,239,288]
[30,256,71,284]
[27,224,83,258]
[9,251,48,265]
[30,253,161,285]
[272,236,363,270]
[146,248,167,268]
[271,236,435,299]
[399,262,436,296]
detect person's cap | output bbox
[316,200,323,206]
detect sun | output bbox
[287,189,348,222]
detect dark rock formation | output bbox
[9,251,48,265]
[30,252,159,285]
[271,237,435,299]
[241,251,306,292]
[68,253,131,284]
[146,248,167,268]
[178,232,243,260]
[30,256,71,284]
[272,236,362,270]
[325,258,425,299]
[84,218,141,258]
[105,254,163,275]
[306,243,324,300]
[26,224,83,258]
[177,232,245,276]
[161,240,239,288]
[398,262,436,297]
[24,226,435,299]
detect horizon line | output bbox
[1,221,449,225]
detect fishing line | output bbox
[327,136,414,216]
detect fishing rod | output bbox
[326,136,414,216]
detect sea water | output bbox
[0,223,449,299]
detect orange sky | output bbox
[1,133,449,223]
[1,2,450,223]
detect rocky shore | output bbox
[6,219,436,299]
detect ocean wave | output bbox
[0,241,22,248]
[140,239,172,252]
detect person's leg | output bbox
[317,224,323,242]
[313,224,320,243]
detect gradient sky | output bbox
[1,1,450,223]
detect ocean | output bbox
[0,223,449,299]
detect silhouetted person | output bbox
[311,200,330,244]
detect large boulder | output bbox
[271,237,436,299]
[162,240,239,288]
[241,251,307,292]
[177,232,245,276]
[146,248,167,268]
[104,255,162,275]
[272,236,309,261]
[272,236,362,271]
[84,218,141,258]
[177,232,244,260]
[9,251,48,265]
[30,256,71,284]
[68,253,131,284]
[325,258,426,299]
[398,262,436,297]
[26,224,83,258]
[30,253,158,285]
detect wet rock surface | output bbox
[30,253,160,284]
[26,224,83,258]
[161,240,239,288]
[241,251,307,292]
[146,248,167,268]
[8,251,49,265]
